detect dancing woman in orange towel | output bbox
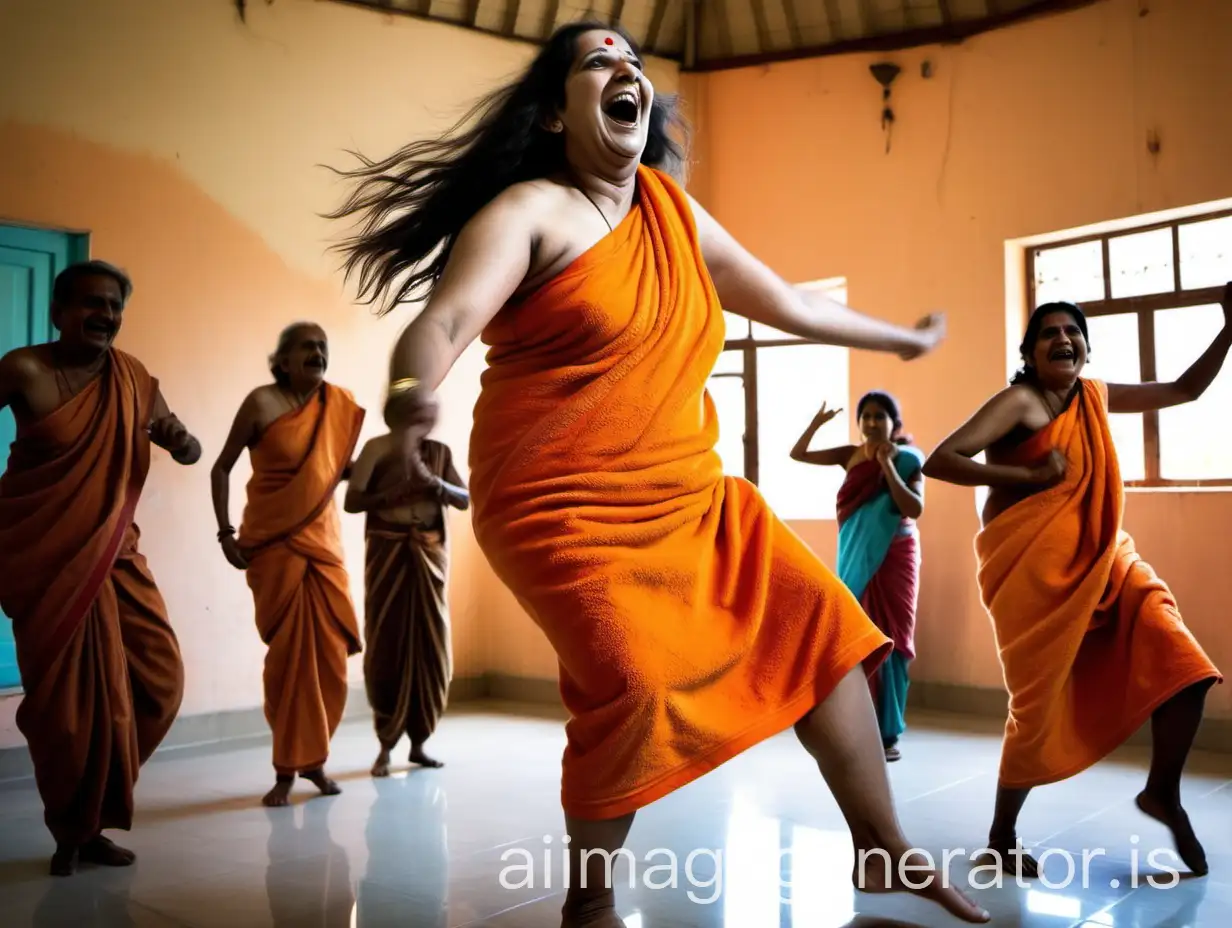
[0,261,195,875]
[924,292,1230,878]
[328,22,987,926]
[792,392,925,763]
[210,323,364,807]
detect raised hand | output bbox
[813,402,843,427]
[899,313,947,361]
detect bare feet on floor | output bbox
[857,842,991,923]
[560,891,625,928]
[50,845,78,877]
[51,836,137,875]
[1136,789,1208,876]
[262,777,294,807]
[979,835,1040,879]
[302,769,342,797]
[80,835,136,867]
[372,747,393,778]
[410,744,444,768]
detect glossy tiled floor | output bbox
[0,702,1229,927]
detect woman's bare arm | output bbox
[789,404,853,466]
[882,462,924,521]
[1106,288,1232,413]
[387,188,539,390]
[210,392,260,533]
[689,194,943,359]
[923,388,1050,487]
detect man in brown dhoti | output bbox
[345,434,468,776]
[0,260,196,875]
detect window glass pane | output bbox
[756,344,849,519]
[1033,240,1104,306]
[1157,304,1232,479]
[1084,313,1145,481]
[722,311,749,340]
[1109,228,1174,299]
[1178,215,1232,290]
[707,367,746,480]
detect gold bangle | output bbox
[388,377,421,396]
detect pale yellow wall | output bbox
[0,0,680,748]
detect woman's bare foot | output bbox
[1136,789,1208,876]
[979,834,1040,878]
[302,768,342,797]
[50,844,78,877]
[372,747,392,778]
[79,835,136,867]
[262,776,294,807]
[410,744,444,768]
[857,841,990,923]
[561,890,624,927]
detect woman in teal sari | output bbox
[791,391,924,761]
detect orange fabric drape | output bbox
[238,383,364,774]
[0,350,183,845]
[975,379,1221,788]
[468,165,890,820]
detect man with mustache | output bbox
[0,260,196,875]
[210,322,365,807]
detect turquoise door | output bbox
[0,224,88,689]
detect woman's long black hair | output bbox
[325,20,689,316]
[1010,301,1090,386]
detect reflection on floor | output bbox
[0,702,1228,926]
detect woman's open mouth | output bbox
[603,90,639,129]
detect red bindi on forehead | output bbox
[604,37,613,44]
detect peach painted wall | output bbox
[684,0,1232,720]
[0,0,679,747]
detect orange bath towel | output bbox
[975,379,1221,789]
[468,165,890,820]
[0,350,183,845]
[238,383,365,774]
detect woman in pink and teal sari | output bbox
[791,391,924,761]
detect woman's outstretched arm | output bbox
[689,194,945,360]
